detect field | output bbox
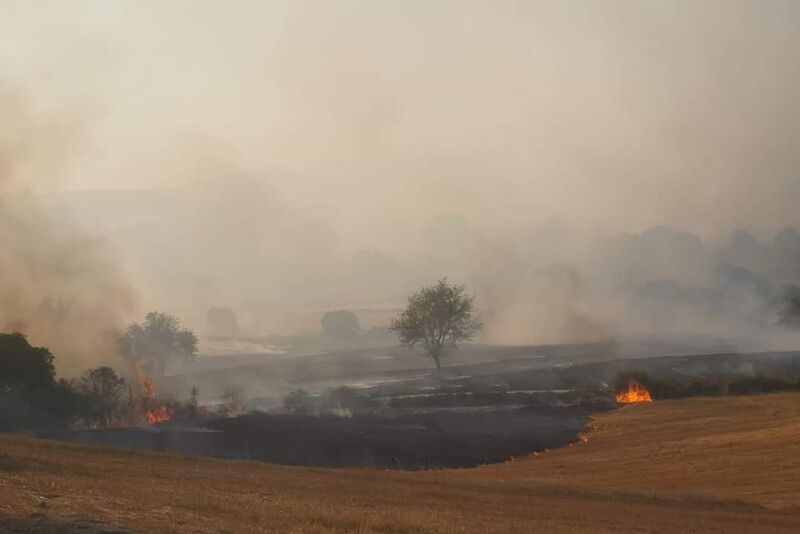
[2,393,800,533]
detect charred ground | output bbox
[2,393,800,533]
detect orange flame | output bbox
[135,360,156,399]
[615,379,653,404]
[135,360,171,424]
[145,405,172,424]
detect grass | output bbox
[2,393,800,532]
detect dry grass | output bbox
[2,393,800,532]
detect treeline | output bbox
[616,369,800,400]
[0,332,203,431]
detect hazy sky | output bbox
[2,0,799,241]
[4,0,800,357]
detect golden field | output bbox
[2,393,800,533]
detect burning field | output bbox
[135,361,172,425]
[615,379,653,404]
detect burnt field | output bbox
[43,406,595,469]
[36,345,800,469]
[6,393,800,533]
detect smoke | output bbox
[0,83,136,373]
[4,1,800,348]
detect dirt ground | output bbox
[2,393,800,533]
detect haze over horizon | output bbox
[3,1,800,367]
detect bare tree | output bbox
[389,278,482,369]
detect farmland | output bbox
[2,393,800,532]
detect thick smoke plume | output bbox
[0,84,136,373]
[4,2,800,350]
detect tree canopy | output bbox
[389,278,482,369]
[0,332,56,391]
[121,311,198,374]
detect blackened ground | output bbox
[207,406,596,468]
[41,406,597,470]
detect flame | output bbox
[615,379,653,404]
[135,360,156,399]
[135,360,171,424]
[145,405,172,424]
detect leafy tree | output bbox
[0,335,87,430]
[75,367,127,426]
[389,278,482,369]
[121,311,198,376]
[321,310,361,339]
[0,333,56,391]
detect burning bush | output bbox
[613,371,655,404]
[612,369,800,403]
[615,379,652,404]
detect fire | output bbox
[615,379,653,404]
[145,405,172,424]
[135,360,156,399]
[135,360,172,424]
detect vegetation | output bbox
[0,331,211,430]
[72,367,128,427]
[219,386,247,417]
[390,278,483,369]
[206,306,240,336]
[2,394,800,532]
[0,332,56,391]
[778,292,800,328]
[0,333,77,430]
[120,311,198,376]
[321,309,361,339]
[283,388,314,414]
[615,369,800,400]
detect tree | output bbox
[389,278,482,369]
[321,310,360,339]
[75,367,127,426]
[120,312,198,376]
[206,306,239,336]
[0,333,56,391]
[778,292,800,328]
[0,334,86,430]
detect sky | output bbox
[1,0,799,238]
[2,1,800,357]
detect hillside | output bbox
[2,393,800,533]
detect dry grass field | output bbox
[2,393,800,533]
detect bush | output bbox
[283,389,314,414]
[0,333,56,391]
[613,370,800,401]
